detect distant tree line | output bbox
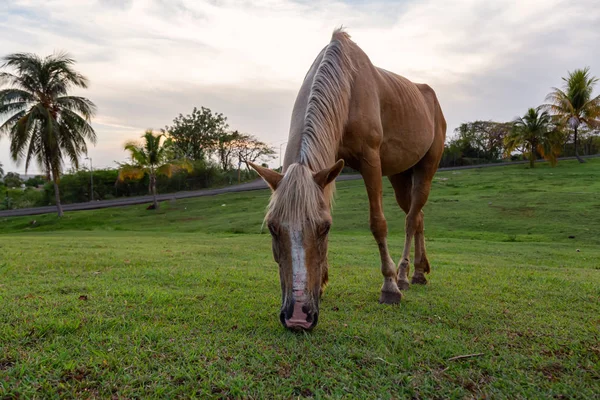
[0,162,266,211]
[0,51,275,213]
[441,68,600,168]
[0,105,276,211]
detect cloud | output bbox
[1,0,599,173]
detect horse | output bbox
[249,28,446,330]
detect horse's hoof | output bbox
[398,280,410,291]
[379,290,402,304]
[411,275,428,285]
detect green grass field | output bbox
[1,159,599,399]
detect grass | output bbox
[1,159,599,399]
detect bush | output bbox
[38,163,261,208]
[44,169,121,204]
[25,175,46,187]
[0,187,45,210]
[3,172,23,189]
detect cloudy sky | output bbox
[1,0,599,174]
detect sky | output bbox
[1,0,599,174]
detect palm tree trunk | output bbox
[529,143,535,168]
[574,125,586,163]
[52,172,64,217]
[151,174,159,210]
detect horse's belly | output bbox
[379,128,435,176]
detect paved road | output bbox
[2,154,597,218]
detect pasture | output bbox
[1,159,599,399]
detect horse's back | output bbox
[287,30,446,176]
[368,67,443,175]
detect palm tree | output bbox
[505,108,562,168]
[544,67,600,163]
[0,52,96,216]
[0,161,4,179]
[118,130,191,210]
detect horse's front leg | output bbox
[360,152,402,304]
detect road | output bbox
[1,155,597,218]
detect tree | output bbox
[118,130,191,210]
[577,126,600,156]
[25,175,46,187]
[453,121,512,161]
[232,133,275,183]
[0,52,96,216]
[163,107,228,161]
[544,67,600,163]
[3,171,23,188]
[216,130,243,171]
[505,108,562,168]
[0,161,3,179]
[235,134,275,169]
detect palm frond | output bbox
[44,51,89,90]
[0,72,24,88]
[0,88,35,103]
[59,108,97,144]
[117,164,146,181]
[543,88,575,116]
[156,163,174,178]
[11,111,40,169]
[0,109,26,135]
[0,101,30,117]
[55,96,97,120]
[537,128,564,167]
[156,159,193,178]
[24,126,42,172]
[1,53,43,93]
[124,141,148,166]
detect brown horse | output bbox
[249,28,446,330]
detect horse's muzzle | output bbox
[280,300,318,330]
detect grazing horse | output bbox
[249,28,446,330]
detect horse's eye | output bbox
[268,223,278,237]
[319,222,331,237]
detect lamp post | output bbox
[85,156,94,201]
[279,141,288,170]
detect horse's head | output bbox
[249,160,344,330]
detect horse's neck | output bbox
[284,131,339,174]
[284,33,354,174]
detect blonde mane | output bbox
[266,163,325,229]
[266,29,355,229]
[300,28,355,172]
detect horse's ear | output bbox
[313,159,345,188]
[247,162,283,191]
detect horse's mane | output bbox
[266,29,355,229]
[300,27,355,172]
[265,163,324,230]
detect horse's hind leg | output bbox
[388,170,413,290]
[406,153,440,285]
[411,210,429,284]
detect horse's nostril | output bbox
[279,311,287,327]
[286,302,295,320]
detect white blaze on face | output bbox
[290,229,307,302]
